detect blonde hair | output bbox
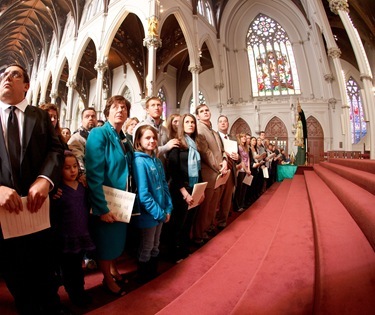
[237,133,249,151]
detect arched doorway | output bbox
[306,116,324,164]
[265,117,288,152]
[230,118,252,138]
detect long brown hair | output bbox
[166,113,180,139]
[39,103,62,136]
[177,114,203,150]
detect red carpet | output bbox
[2,159,375,314]
[231,175,315,314]
[305,171,375,314]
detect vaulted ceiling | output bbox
[0,0,373,96]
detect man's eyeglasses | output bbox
[0,70,23,82]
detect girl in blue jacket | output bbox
[132,125,173,282]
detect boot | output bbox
[137,261,152,284]
[149,256,159,279]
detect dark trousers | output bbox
[234,172,247,209]
[60,251,85,297]
[0,228,61,315]
[168,187,197,259]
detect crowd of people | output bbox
[0,64,284,315]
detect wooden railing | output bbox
[324,151,368,160]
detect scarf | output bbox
[185,135,201,187]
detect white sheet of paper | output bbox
[242,174,254,186]
[223,139,238,154]
[263,167,269,178]
[0,197,50,239]
[103,185,136,223]
[188,182,208,210]
[214,170,231,189]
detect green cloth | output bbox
[296,146,306,166]
[277,165,298,182]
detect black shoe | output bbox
[69,291,92,307]
[102,280,126,296]
[137,261,152,284]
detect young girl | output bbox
[52,151,95,306]
[132,125,173,283]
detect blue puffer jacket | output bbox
[132,151,173,228]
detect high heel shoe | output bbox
[111,273,129,284]
[102,280,126,296]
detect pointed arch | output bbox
[157,87,168,120]
[265,116,288,152]
[346,76,367,144]
[306,115,324,164]
[246,14,300,97]
[230,118,252,138]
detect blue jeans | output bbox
[138,222,163,262]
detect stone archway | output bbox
[265,116,288,152]
[230,118,251,138]
[306,116,324,164]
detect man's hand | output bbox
[219,159,228,174]
[0,186,23,213]
[27,178,50,213]
[227,152,239,161]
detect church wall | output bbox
[111,64,144,120]
[28,0,370,154]
[156,65,178,117]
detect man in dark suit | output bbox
[0,64,65,314]
[216,115,241,227]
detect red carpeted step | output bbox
[304,171,375,314]
[319,161,375,195]
[328,158,375,174]
[231,175,315,314]
[157,180,301,315]
[87,182,291,315]
[314,164,375,250]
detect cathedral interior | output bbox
[0,0,374,159]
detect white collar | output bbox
[0,98,28,113]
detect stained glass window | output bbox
[247,14,300,97]
[197,0,214,25]
[157,87,167,120]
[346,77,367,144]
[190,91,207,114]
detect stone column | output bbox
[143,36,162,97]
[329,0,374,157]
[188,64,202,113]
[94,61,108,115]
[144,1,162,97]
[327,47,352,150]
[215,82,224,114]
[50,91,58,104]
[328,97,337,150]
[65,80,77,128]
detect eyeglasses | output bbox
[0,70,23,82]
